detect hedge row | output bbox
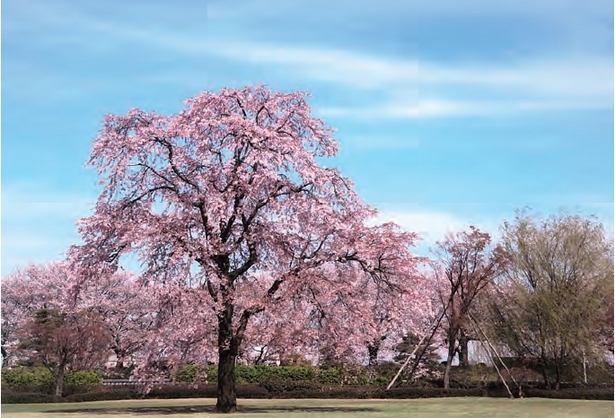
[523,388,614,400]
[174,364,360,386]
[174,363,613,389]
[3,383,612,403]
[1,392,62,404]
[1,367,102,396]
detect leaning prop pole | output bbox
[469,321,513,398]
[469,314,522,397]
[386,310,446,390]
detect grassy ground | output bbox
[2,397,613,418]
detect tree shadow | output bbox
[50,405,379,415]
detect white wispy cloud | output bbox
[317,97,611,120]
[206,41,419,90]
[370,209,503,254]
[205,40,612,97]
[6,1,611,118]
[316,101,490,119]
[421,59,613,99]
[204,41,612,119]
[374,210,470,240]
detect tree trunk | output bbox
[216,347,238,413]
[1,346,8,366]
[443,335,456,389]
[253,346,266,365]
[458,329,470,367]
[114,350,125,375]
[54,364,66,397]
[215,303,243,413]
[367,340,381,367]
[540,361,551,390]
[114,360,126,376]
[554,363,561,391]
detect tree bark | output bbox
[215,301,240,414]
[540,360,551,390]
[54,363,66,397]
[443,334,456,389]
[458,330,470,367]
[367,339,382,367]
[216,347,238,413]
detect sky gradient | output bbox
[2,0,613,275]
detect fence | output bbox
[102,379,172,387]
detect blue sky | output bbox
[2,0,613,275]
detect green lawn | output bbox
[2,398,613,418]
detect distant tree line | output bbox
[2,210,612,398]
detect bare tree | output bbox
[433,226,510,389]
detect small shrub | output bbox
[64,369,103,387]
[316,367,343,385]
[174,364,210,383]
[369,362,400,384]
[1,366,54,393]
[63,370,103,396]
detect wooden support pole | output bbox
[386,332,429,391]
[468,319,514,399]
[470,314,522,397]
[386,310,446,391]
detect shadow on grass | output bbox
[49,406,379,415]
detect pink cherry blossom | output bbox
[68,86,428,412]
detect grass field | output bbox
[2,398,613,418]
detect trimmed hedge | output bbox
[64,389,137,403]
[174,364,211,383]
[145,384,217,399]
[174,364,355,386]
[258,379,321,394]
[3,384,612,403]
[378,387,484,399]
[1,367,102,396]
[144,383,269,400]
[1,366,54,393]
[275,385,374,399]
[1,391,61,404]
[64,370,103,388]
[524,387,614,400]
[3,363,612,403]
